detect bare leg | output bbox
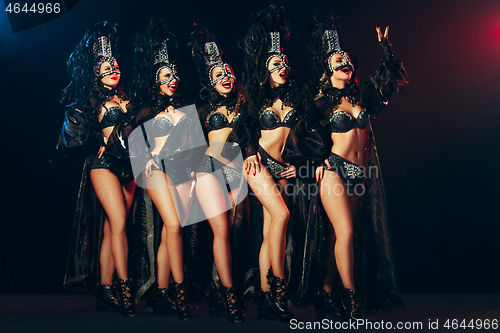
[175,182,193,227]
[196,172,233,287]
[320,171,355,289]
[246,166,289,291]
[156,225,172,289]
[91,169,130,280]
[147,170,184,284]
[100,217,115,285]
[259,207,272,291]
[155,182,191,289]
[322,224,337,293]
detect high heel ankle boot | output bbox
[342,288,363,320]
[315,289,344,320]
[150,288,176,315]
[219,286,244,323]
[174,282,191,321]
[258,271,294,321]
[116,279,136,317]
[96,284,119,312]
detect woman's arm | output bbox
[361,26,409,116]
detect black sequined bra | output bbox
[329,109,370,133]
[259,109,300,130]
[206,111,241,133]
[151,115,187,137]
[99,106,126,130]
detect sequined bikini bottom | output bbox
[197,155,242,192]
[150,155,194,186]
[258,146,288,180]
[91,151,134,184]
[326,152,365,190]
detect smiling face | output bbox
[329,53,353,88]
[268,56,289,87]
[100,60,120,89]
[211,65,235,96]
[157,67,178,96]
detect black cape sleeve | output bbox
[225,105,259,160]
[56,106,98,159]
[283,102,332,167]
[360,57,409,117]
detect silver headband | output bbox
[322,30,353,73]
[93,36,120,78]
[154,40,180,85]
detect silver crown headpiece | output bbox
[322,29,353,73]
[266,31,289,74]
[204,42,235,87]
[155,40,180,86]
[93,36,120,78]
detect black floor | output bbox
[1,293,499,332]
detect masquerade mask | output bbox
[322,30,353,73]
[204,42,235,87]
[93,36,120,78]
[266,32,290,74]
[154,40,180,86]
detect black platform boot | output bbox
[116,279,136,317]
[149,288,176,315]
[257,291,272,320]
[258,270,294,321]
[219,285,244,323]
[342,288,363,320]
[96,284,120,312]
[315,289,345,320]
[174,282,191,321]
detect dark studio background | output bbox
[0,0,499,296]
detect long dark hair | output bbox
[129,18,179,109]
[61,21,120,111]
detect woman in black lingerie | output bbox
[308,16,409,320]
[128,18,196,321]
[241,5,306,321]
[189,25,245,323]
[57,21,136,317]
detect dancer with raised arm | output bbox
[307,15,409,320]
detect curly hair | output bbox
[60,21,120,111]
[129,18,179,108]
[308,14,360,102]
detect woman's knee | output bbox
[334,227,353,244]
[164,223,182,236]
[271,206,290,224]
[211,225,229,241]
[109,224,127,236]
